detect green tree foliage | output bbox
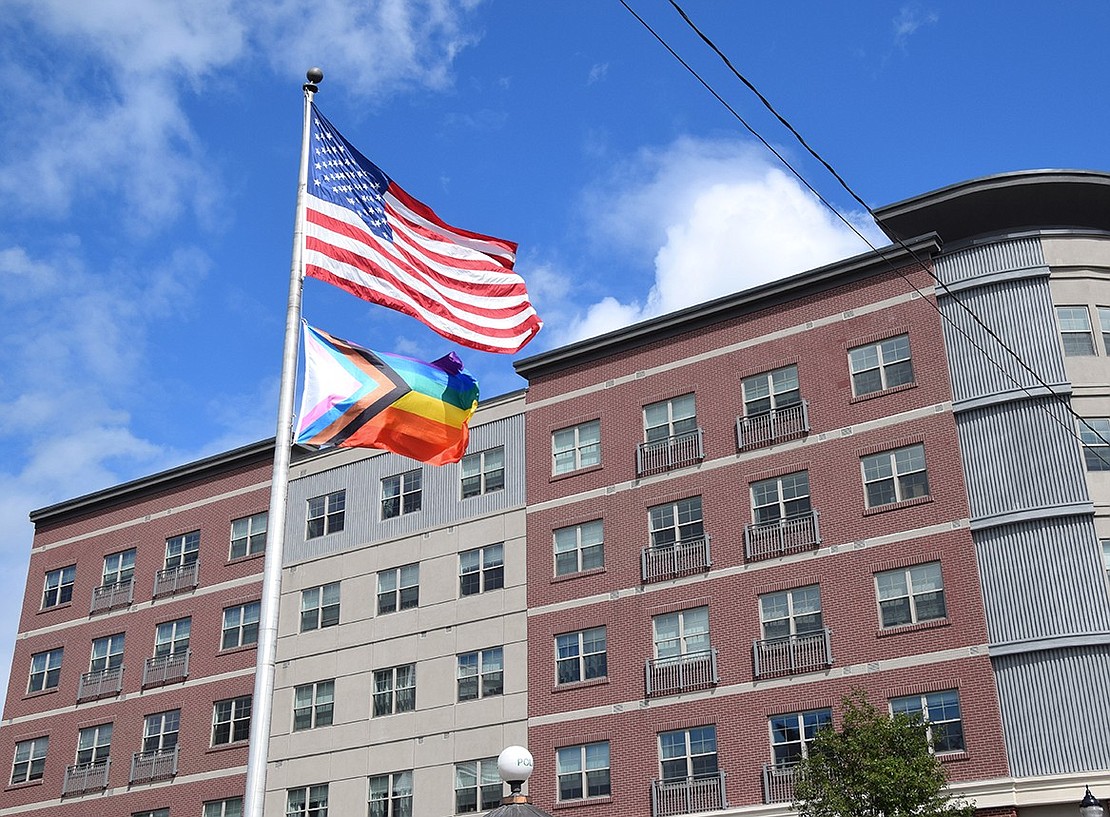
[793,691,974,817]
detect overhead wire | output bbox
[618,0,1108,463]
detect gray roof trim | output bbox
[29,438,276,523]
[514,233,941,379]
[874,169,1110,246]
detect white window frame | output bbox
[286,784,329,817]
[102,548,135,586]
[230,511,267,559]
[875,561,947,628]
[652,607,710,659]
[300,583,340,632]
[222,601,261,649]
[643,394,697,443]
[368,771,413,817]
[1057,305,1096,356]
[554,519,604,576]
[90,633,125,672]
[377,564,419,614]
[454,758,501,814]
[459,543,504,596]
[861,444,929,507]
[307,490,345,538]
[751,471,811,524]
[769,709,831,766]
[154,617,190,657]
[203,799,244,817]
[1080,418,1110,471]
[557,741,611,801]
[372,664,416,716]
[212,695,252,746]
[293,680,334,731]
[659,725,719,782]
[382,471,422,519]
[28,647,63,693]
[11,736,48,785]
[742,365,801,416]
[849,334,914,396]
[555,626,607,685]
[42,564,76,609]
[890,690,965,753]
[457,647,503,701]
[76,723,112,766]
[553,420,601,474]
[164,530,200,569]
[142,710,180,754]
[461,447,505,498]
[759,585,823,640]
[649,497,705,547]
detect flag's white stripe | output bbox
[386,191,516,264]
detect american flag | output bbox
[303,105,542,354]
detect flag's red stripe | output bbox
[387,183,517,267]
[337,404,471,466]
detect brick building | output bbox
[3,170,1109,817]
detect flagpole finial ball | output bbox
[306,67,324,84]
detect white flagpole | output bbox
[243,67,322,817]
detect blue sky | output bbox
[1,0,1108,696]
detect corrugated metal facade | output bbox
[938,235,1110,775]
[283,412,526,565]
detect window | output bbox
[165,530,200,569]
[369,771,413,817]
[293,680,334,730]
[1057,305,1096,356]
[554,519,604,576]
[459,544,504,596]
[849,335,914,396]
[461,447,505,498]
[373,664,416,716]
[90,633,125,672]
[1080,418,1110,471]
[660,726,718,782]
[891,690,965,752]
[760,585,823,639]
[454,758,501,813]
[76,723,112,766]
[743,365,801,415]
[204,799,244,817]
[1099,307,1110,355]
[377,565,419,614]
[11,737,47,784]
[382,471,421,519]
[861,444,929,507]
[770,709,832,766]
[42,565,75,608]
[553,420,600,474]
[287,784,329,817]
[457,647,503,701]
[557,741,610,801]
[132,810,169,817]
[212,695,252,745]
[1102,539,1110,582]
[751,471,811,524]
[231,511,267,559]
[653,607,710,659]
[301,583,340,631]
[102,549,135,586]
[556,627,607,684]
[142,710,180,753]
[307,490,345,538]
[649,497,704,547]
[876,562,947,627]
[644,394,697,442]
[28,647,63,693]
[154,618,191,657]
[222,601,261,649]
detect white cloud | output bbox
[554,137,884,345]
[892,5,939,49]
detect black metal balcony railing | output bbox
[736,401,809,451]
[637,429,704,476]
[142,650,190,687]
[762,764,799,804]
[651,772,727,817]
[152,560,199,599]
[641,536,711,583]
[90,579,134,614]
[645,648,719,698]
[753,629,833,679]
[62,759,110,796]
[77,666,124,702]
[130,746,178,784]
[744,511,821,561]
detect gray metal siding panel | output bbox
[284,413,525,565]
[935,235,1045,284]
[975,516,1110,645]
[994,645,1110,776]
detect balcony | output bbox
[753,629,833,679]
[736,401,809,451]
[637,429,704,476]
[77,666,124,702]
[62,759,110,796]
[90,579,133,614]
[130,746,178,784]
[762,764,798,804]
[143,650,190,687]
[744,511,821,561]
[641,536,711,583]
[152,560,199,599]
[645,648,718,698]
[651,772,727,817]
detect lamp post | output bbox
[485,746,554,817]
[1081,787,1105,817]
